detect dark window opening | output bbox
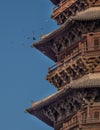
[94,37,100,49]
[94,111,99,119]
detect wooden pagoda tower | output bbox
[26,0,100,130]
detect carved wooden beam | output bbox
[42,88,100,123]
[52,0,89,24]
[47,54,100,89]
[51,20,100,56]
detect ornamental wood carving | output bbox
[42,88,100,123]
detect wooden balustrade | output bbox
[48,45,100,74]
[60,118,100,130]
[52,0,77,18]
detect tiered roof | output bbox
[32,19,73,62]
[33,6,100,62]
[27,1,100,129]
[26,73,100,127]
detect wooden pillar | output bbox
[87,33,94,51]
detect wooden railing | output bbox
[52,0,77,17]
[48,48,82,73]
[48,46,100,74]
[60,118,100,130]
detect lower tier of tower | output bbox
[57,102,100,130]
[26,73,100,130]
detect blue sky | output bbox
[0,0,58,130]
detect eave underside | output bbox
[26,73,100,127]
[33,19,100,62]
[33,19,73,62]
[50,0,60,5]
[32,6,100,62]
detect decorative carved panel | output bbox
[51,20,100,57]
[47,55,100,89]
[42,88,100,124]
[52,0,89,24]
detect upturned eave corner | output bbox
[50,0,60,5]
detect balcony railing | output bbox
[60,118,100,130]
[48,46,100,74]
[82,118,100,124]
[52,0,77,17]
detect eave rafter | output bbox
[26,86,100,128]
[33,19,100,62]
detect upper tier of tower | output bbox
[33,7,100,89]
[33,9,100,62]
[32,1,100,89]
[51,0,100,25]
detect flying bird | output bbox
[32,31,36,40]
[33,36,36,40]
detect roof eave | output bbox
[31,19,73,62]
[50,0,60,5]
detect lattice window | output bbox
[94,111,99,119]
[94,37,100,49]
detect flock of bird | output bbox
[9,19,51,48]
